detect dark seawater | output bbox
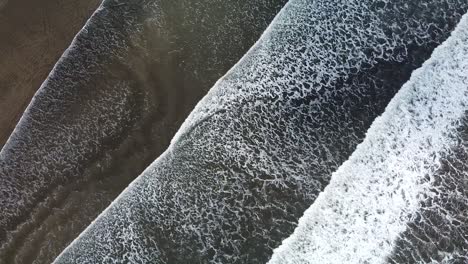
[270,13,468,263]
[54,0,468,263]
[0,0,286,263]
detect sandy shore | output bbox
[0,0,101,149]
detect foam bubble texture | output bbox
[269,12,468,264]
[54,0,468,263]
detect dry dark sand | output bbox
[0,0,101,149]
[0,1,286,263]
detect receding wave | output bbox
[0,0,286,263]
[269,12,468,264]
[53,0,468,263]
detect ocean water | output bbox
[269,12,468,264]
[53,0,468,263]
[0,0,286,263]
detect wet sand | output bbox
[0,0,101,149]
[0,0,286,263]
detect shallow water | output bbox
[54,0,468,263]
[0,0,286,263]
